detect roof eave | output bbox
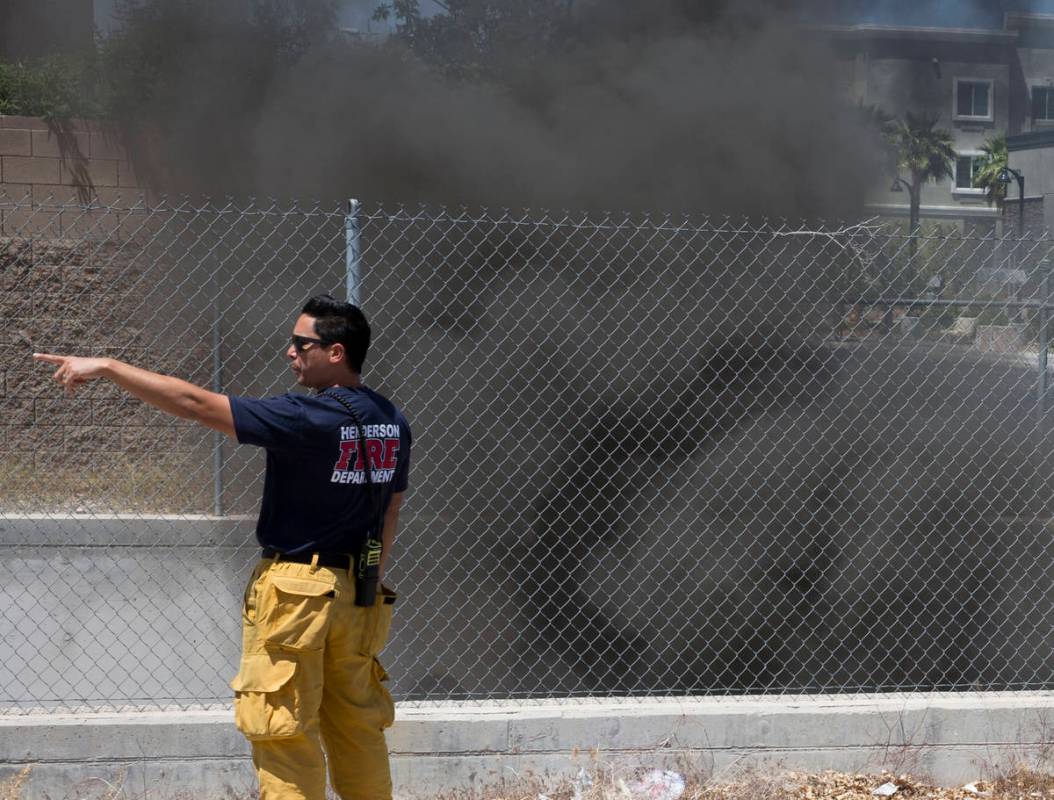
[1004,12,1054,32]
[810,24,1018,46]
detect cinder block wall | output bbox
[0,115,139,206]
[0,115,219,516]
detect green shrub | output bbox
[0,55,101,120]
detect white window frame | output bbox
[953,77,994,123]
[1031,82,1054,125]
[953,151,987,195]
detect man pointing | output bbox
[36,294,412,800]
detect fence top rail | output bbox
[0,192,346,219]
[856,296,1054,309]
[2,192,1052,244]
[356,207,1054,243]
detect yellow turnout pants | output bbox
[230,558,396,800]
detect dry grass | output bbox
[692,769,1047,799]
[448,763,1054,800]
[3,764,1054,800]
[0,768,30,800]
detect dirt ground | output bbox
[693,768,1054,799]
[3,766,1054,800]
[485,766,1054,800]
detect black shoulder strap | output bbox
[321,387,383,531]
[321,386,385,606]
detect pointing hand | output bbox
[33,353,110,397]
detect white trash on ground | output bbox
[871,782,899,797]
[571,768,594,800]
[622,769,685,800]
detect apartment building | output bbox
[820,3,1054,234]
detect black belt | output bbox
[261,548,351,570]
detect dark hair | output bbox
[301,294,371,372]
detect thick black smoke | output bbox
[349,208,1054,698]
[102,0,885,217]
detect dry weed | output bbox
[684,768,1054,800]
[462,766,1054,800]
[0,767,31,800]
[988,762,1054,798]
[2,764,1054,800]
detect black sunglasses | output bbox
[290,334,331,353]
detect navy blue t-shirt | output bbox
[229,385,412,554]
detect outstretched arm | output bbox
[34,354,236,438]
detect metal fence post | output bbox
[346,198,361,306]
[1038,260,1050,428]
[211,290,224,517]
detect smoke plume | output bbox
[104,0,885,217]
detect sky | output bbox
[335,0,445,34]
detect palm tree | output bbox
[889,112,957,249]
[880,113,956,329]
[973,133,1009,207]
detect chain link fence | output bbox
[3,189,1054,713]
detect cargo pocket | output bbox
[361,585,397,657]
[230,653,302,741]
[261,575,334,651]
[372,658,395,729]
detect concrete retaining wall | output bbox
[2,694,1054,799]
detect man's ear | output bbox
[328,342,346,365]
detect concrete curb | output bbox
[2,693,1054,798]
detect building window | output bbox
[954,154,986,192]
[1033,85,1054,122]
[954,78,993,121]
